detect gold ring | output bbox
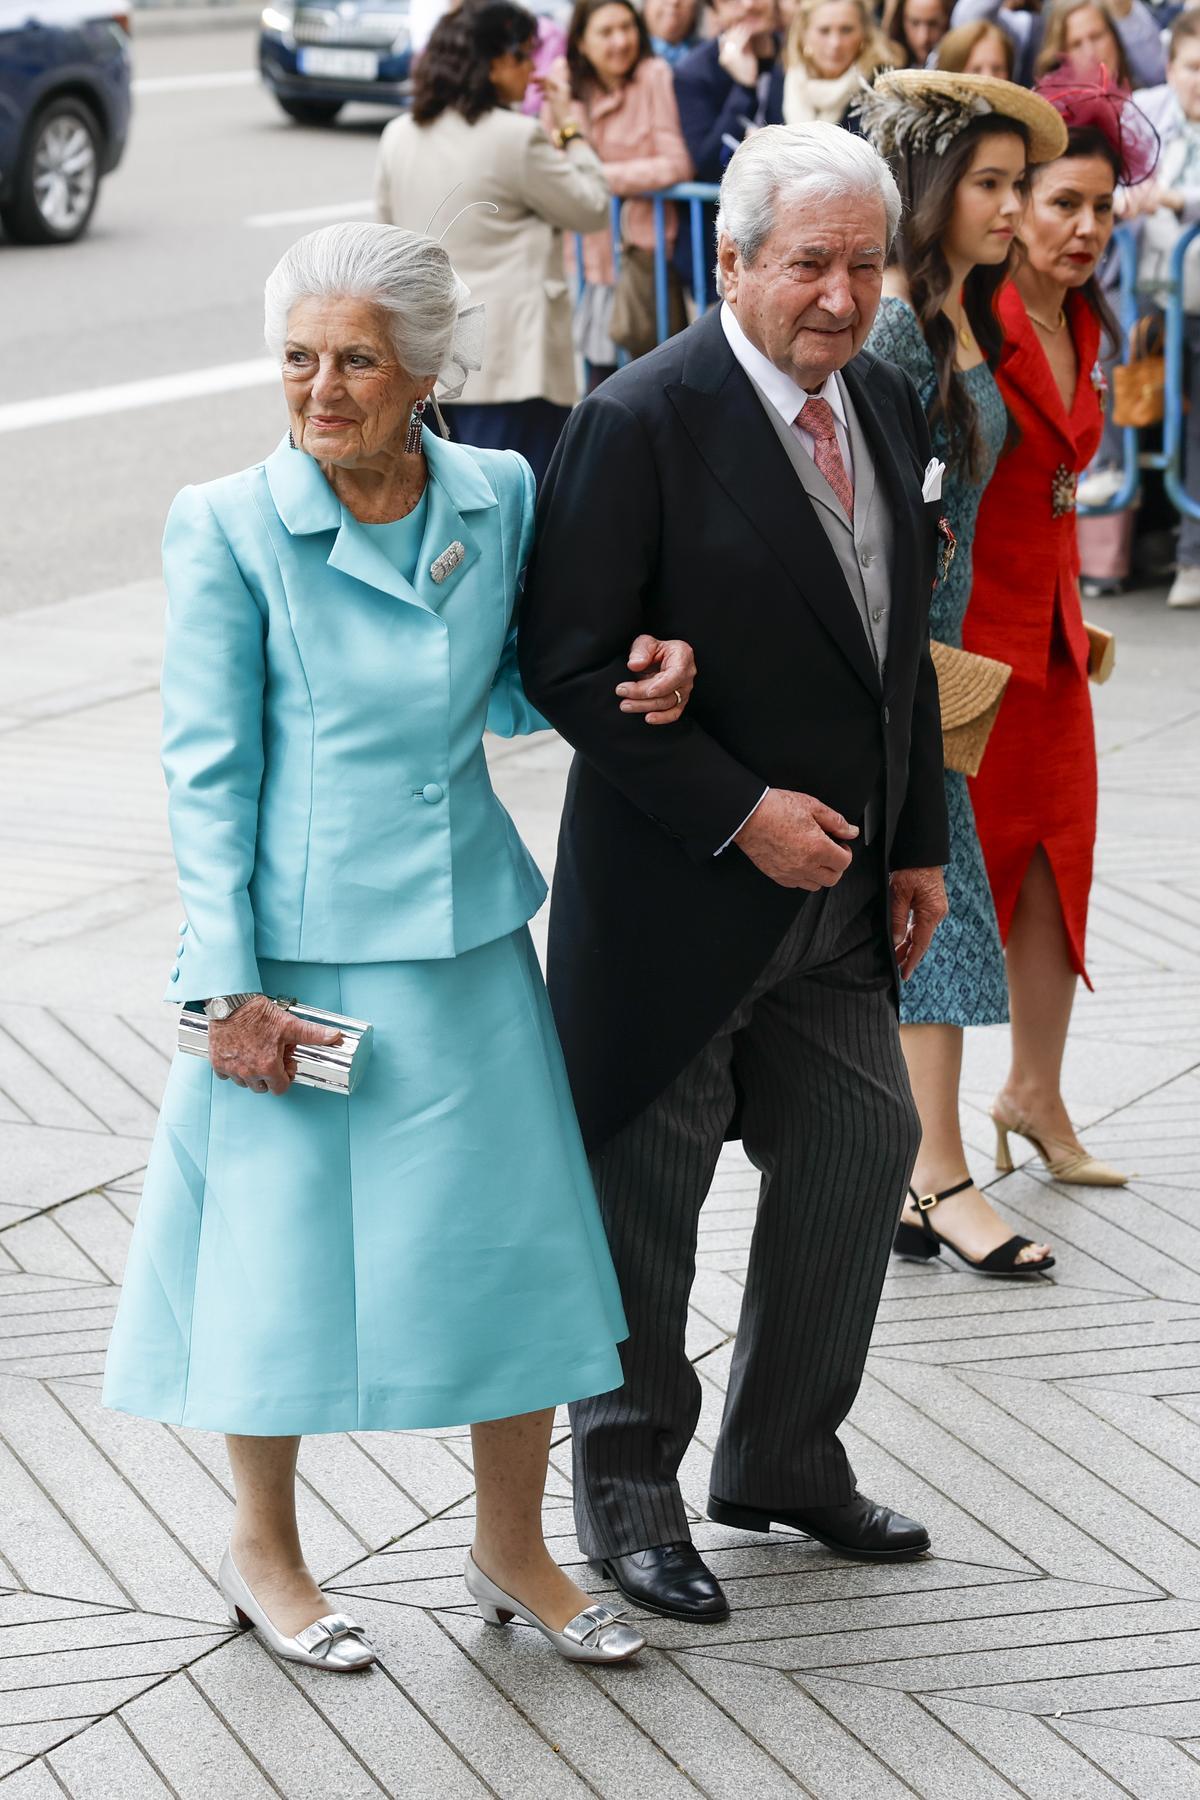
[674,689,683,708]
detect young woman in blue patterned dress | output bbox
[861,71,1066,1274]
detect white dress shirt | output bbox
[719,302,854,493]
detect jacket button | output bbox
[178,922,188,936]
[169,967,180,983]
[176,944,185,959]
[883,705,891,725]
[421,782,444,804]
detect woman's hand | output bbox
[542,57,574,130]
[208,996,342,1096]
[616,634,697,725]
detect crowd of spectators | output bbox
[375,0,1200,600]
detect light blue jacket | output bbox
[163,430,549,1005]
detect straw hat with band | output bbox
[858,69,1068,166]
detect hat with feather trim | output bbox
[857,69,1068,165]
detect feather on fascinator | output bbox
[1034,64,1160,187]
[857,70,1068,165]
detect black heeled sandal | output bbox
[893,1177,1055,1277]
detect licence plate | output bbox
[297,47,380,80]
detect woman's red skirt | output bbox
[969,635,1096,988]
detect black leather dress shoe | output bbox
[708,1491,930,1560]
[597,1543,730,1621]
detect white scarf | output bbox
[782,65,864,127]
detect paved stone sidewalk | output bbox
[0,579,1197,1799]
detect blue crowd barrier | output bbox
[576,201,1197,526]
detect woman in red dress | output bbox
[966,75,1157,1186]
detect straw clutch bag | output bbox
[930,640,1012,778]
[1085,621,1116,684]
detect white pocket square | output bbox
[922,459,945,503]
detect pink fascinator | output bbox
[1034,64,1160,186]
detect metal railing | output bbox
[575,203,1199,525]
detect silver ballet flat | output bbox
[463,1552,644,1665]
[218,1547,377,1672]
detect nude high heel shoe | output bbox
[463,1553,645,1664]
[218,1547,377,1671]
[993,1108,1128,1187]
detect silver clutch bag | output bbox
[177,1000,374,1095]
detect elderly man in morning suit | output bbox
[520,124,950,1622]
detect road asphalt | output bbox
[2,24,399,615]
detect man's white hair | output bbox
[714,122,902,295]
[264,221,460,377]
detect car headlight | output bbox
[261,3,295,30]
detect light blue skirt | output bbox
[102,928,627,1434]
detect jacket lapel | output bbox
[667,312,882,697]
[264,429,497,612]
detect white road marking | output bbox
[245,199,375,228]
[133,70,258,95]
[0,360,279,436]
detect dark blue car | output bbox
[259,0,412,127]
[0,2,131,244]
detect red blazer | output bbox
[965,282,1104,686]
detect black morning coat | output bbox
[518,304,950,1155]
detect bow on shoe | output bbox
[561,1603,632,1649]
[294,1614,370,1659]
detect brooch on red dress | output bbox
[935,515,957,585]
[1051,465,1078,517]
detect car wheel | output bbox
[278,97,344,126]
[0,97,102,244]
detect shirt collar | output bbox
[720,302,847,432]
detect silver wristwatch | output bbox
[201,993,258,1021]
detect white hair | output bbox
[263,221,460,378]
[714,122,902,294]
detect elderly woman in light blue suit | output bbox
[102,222,697,1674]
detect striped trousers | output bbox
[570,840,920,1560]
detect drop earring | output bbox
[404,398,426,456]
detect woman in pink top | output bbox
[552,0,693,383]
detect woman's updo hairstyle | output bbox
[264,222,462,381]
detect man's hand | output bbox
[208,996,342,1096]
[616,634,697,724]
[734,789,859,890]
[889,866,948,979]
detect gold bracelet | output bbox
[555,122,582,149]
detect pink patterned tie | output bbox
[798,396,854,518]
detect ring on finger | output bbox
[674,689,682,707]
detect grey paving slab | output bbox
[919,1697,1128,1799]
[0,1126,147,1224]
[0,1008,159,1141]
[326,1598,591,1798]
[1053,1718,1200,1800]
[0,1764,70,1798]
[118,1670,281,1800]
[187,1636,388,1797]
[0,1376,222,1622]
[46,1715,173,1799]
[796,1677,1020,1799]
[0,1218,112,1285]
[673,1654,909,1800]
[438,1610,700,1799]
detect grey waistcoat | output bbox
[748,371,895,841]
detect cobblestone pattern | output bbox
[0,582,1197,1797]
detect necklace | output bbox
[1027,305,1067,334]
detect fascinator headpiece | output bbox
[1034,64,1160,186]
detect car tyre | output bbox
[278,97,344,125]
[1,95,103,244]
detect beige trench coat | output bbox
[374,106,610,407]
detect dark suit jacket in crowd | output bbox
[519,305,949,1153]
[672,37,784,303]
